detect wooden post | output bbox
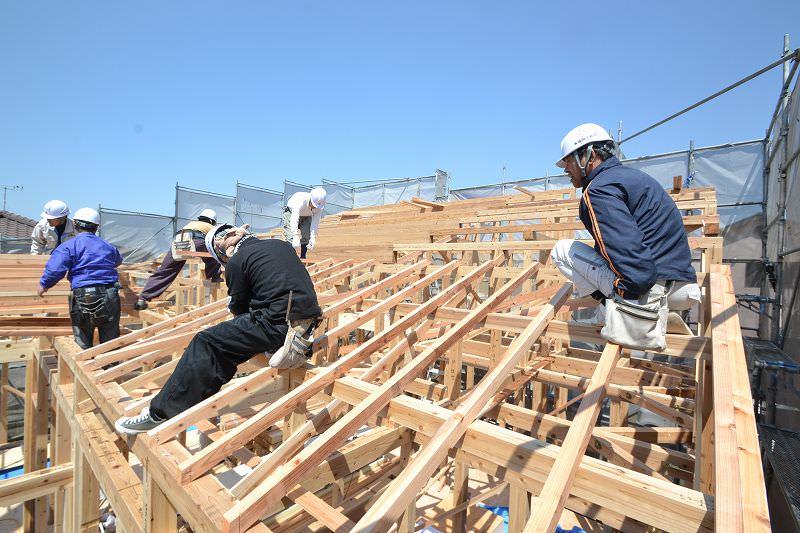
[72,448,100,533]
[447,459,469,533]
[144,469,177,533]
[55,353,75,532]
[508,485,531,533]
[609,399,629,427]
[282,369,307,441]
[444,340,464,401]
[53,396,72,532]
[23,349,50,533]
[554,387,568,420]
[34,345,50,532]
[672,175,683,193]
[398,430,417,533]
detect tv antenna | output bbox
[0,185,23,211]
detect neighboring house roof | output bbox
[0,210,38,239]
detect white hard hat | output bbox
[556,123,613,168]
[199,208,217,222]
[41,200,70,219]
[205,224,234,264]
[310,187,327,209]
[73,207,100,227]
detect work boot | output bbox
[269,319,316,369]
[133,298,148,311]
[114,407,164,435]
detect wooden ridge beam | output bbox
[709,265,771,531]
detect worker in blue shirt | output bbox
[549,123,701,321]
[38,207,124,349]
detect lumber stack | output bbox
[10,185,771,533]
[0,255,72,336]
[0,255,70,314]
[301,185,720,262]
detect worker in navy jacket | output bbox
[38,207,123,349]
[549,123,701,311]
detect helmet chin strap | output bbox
[573,145,595,187]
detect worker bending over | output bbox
[283,187,326,259]
[134,208,222,310]
[549,123,701,349]
[116,223,322,434]
[31,199,75,254]
[38,208,123,349]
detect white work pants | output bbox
[550,239,701,309]
[550,240,615,298]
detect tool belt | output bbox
[72,283,118,296]
[171,229,205,260]
[600,281,672,351]
[71,283,119,326]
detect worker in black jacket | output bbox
[549,123,700,312]
[115,224,322,434]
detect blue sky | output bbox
[1,2,798,220]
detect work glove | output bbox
[269,321,315,369]
[292,235,301,248]
[307,237,315,250]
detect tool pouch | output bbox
[73,292,112,326]
[601,292,668,351]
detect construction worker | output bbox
[115,224,322,434]
[549,123,701,333]
[31,199,75,254]
[37,208,123,349]
[134,208,222,310]
[283,187,326,259]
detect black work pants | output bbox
[149,311,287,420]
[69,285,121,349]
[140,238,222,301]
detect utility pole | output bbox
[0,185,23,211]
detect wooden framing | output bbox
[3,186,770,533]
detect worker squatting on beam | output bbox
[30,199,76,255]
[134,208,223,311]
[37,207,123,349]
[115,223,322,434]
[283,187,327,259]
[549,123,701,350]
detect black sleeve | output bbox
[225,259,251,315]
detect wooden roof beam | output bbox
[350,282,571,532]
[524,343,621,532]
[221,256,526,533]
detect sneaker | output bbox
[133,298,148,311]
[115,407,163,435]
[269,323,314,369]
